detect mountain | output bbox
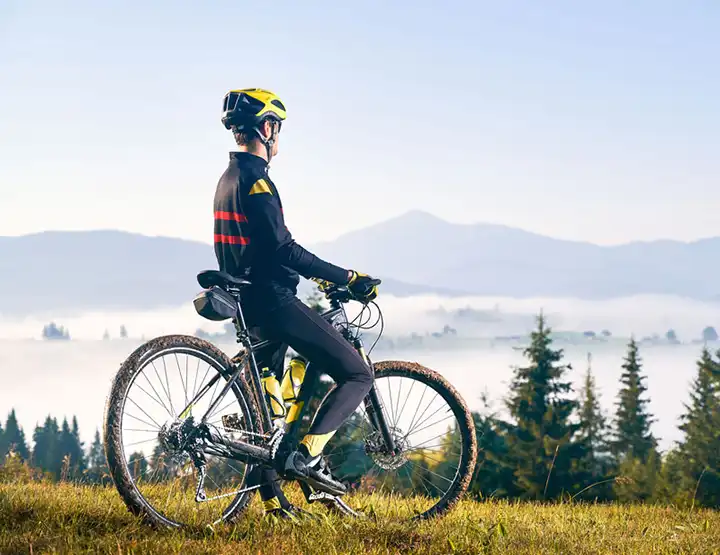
[1,212,719,316]
[0,230,218,315]
[312,211,720,300]
[0,227,467,316]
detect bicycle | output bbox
[103,269,477,528]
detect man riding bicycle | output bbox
[213,88,379,518]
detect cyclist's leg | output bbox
[254,297,374,463]
[244,333,293,513]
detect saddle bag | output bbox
[193,286,238,321]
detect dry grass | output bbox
[1,481,719,554]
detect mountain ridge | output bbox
[1,211,718,316]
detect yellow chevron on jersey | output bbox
[249,179,272,195]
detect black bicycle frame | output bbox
[182,293,398,466]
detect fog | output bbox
[1,293,718,454]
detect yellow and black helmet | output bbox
[221,88,287,130]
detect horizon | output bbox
[5,209,720,248]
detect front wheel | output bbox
[322,360,477,520]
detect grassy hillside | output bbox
[1,482,719,554]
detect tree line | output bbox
[3,313,720,507]
[467,314,720,507]
[0,412,108,484]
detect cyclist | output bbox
[213,88,379,518]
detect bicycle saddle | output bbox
[197,270,252,290]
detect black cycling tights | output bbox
[244,295,374,503]
[247,295,374,435]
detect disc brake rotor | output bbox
[365,427,409,471]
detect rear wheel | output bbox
[104,335,263,528]
[322,360,477,520]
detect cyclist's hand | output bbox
[347,270,380,302]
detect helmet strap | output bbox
[253,120,280,165]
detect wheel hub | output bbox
[365,427,409,470]
[158,416,198,463]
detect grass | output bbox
[1,481,719,554]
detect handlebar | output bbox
[314,278,382,305]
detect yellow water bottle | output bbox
[261,367,286,421]
[281,357,307,423]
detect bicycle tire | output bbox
[324,360,477,520]
[377,361,476,519]
[103,334,263,529]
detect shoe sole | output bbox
[285,467,347,497]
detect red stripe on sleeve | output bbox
[214,234,250,245]
[214,211,248,223]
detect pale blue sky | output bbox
[1,1,719,245]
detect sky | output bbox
[1,1,719,246]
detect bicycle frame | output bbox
[174,291,398,470]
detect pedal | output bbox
[306,467,347,496]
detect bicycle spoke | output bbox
[141,370,173,417]
[406,413,455,439]
[160,357,176,418]
[124,410,161,431]
[133,379,172,416]
[192,359,210,400]
[393,376,403,428]
[405,386,428,436]
[151,361,175,419]
[126,396,165,430]
[397,378,416,426]
[386,376,397,428]
[175,353,189,411]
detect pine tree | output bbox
[71,416,87,478]
[87,429,109,484]
[467,394,515,499]
[2,410,30,461]
[33,416,62,479]
[573,359,613,500]
[56,417,86,481]
[0,419,5,460]
[612,338,657,462]
[500,313,581,499]
[674,348,720,507]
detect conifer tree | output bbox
[467,394,515,498]
[574,359,613,500]
[2,410,30,461]
[33,416,62,478]
[674,348,720,507]
[501,313,581,499]
[87,429,109,484]
[611,338,657,462]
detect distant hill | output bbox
[0,227,467,316]
[1,212,719,315]
[312,211,720,300]
[0,231,217,315]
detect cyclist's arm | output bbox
[245,185,350,284]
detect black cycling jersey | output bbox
[212,151,371,506]
[213,152,349,306]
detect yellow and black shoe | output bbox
[282,446,347,496]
